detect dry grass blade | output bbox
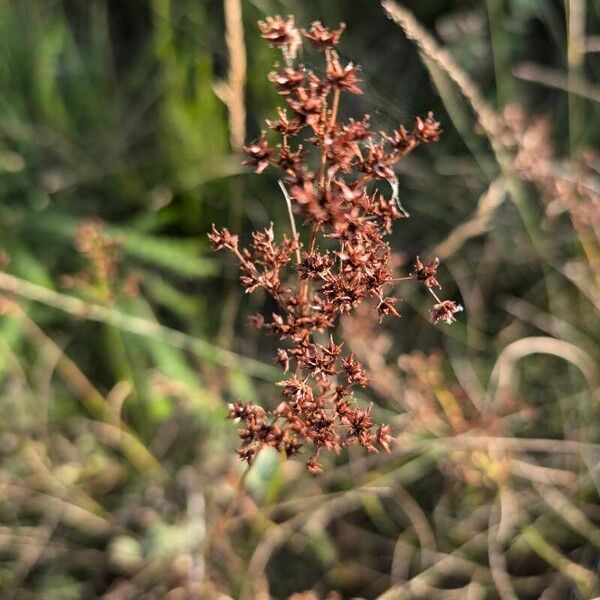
[278,179,301,264]
[392,484,437,570]
[381,0,505,146]
[11,305,167,477]
[0,482,113,537]
[432,177,506,261]
[586,35,600,52]
[240,452,439,599]
[488,336,600,405]
[513,62,600,103]
[532,483,600,548]
[0,270,277,380]
[521,526,599,597]
[222,0,247,151]
[488,501,519,600]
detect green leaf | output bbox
[109,227,217,278]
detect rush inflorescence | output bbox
[209,16,461,473]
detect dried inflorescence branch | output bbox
[61,219,141,302]
[210,16,462,473]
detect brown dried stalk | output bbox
[210,16,462,473]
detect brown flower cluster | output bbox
[505,104,600,239]
[210,17,461,473]
[61,219,141,302]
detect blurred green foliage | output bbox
[0,0,599,598]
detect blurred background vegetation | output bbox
[0,0,599,598]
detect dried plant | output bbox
[61,219,141,303]
[210,16,461,473]
[504,104,600,299]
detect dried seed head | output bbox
[209,15,461,474]
[412,256,441,289]
[430,300,463,325]
[302,21,346,50]
[208,225,238,251]
[306,455,324,474]
[243,133,274,174]
[415,112,442,143]
[377,296,401,322]
[268,68,305,95]
[259,15,302,60]
[266,107,303,135]
[376,424,394,453]
[326,56,362,95]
